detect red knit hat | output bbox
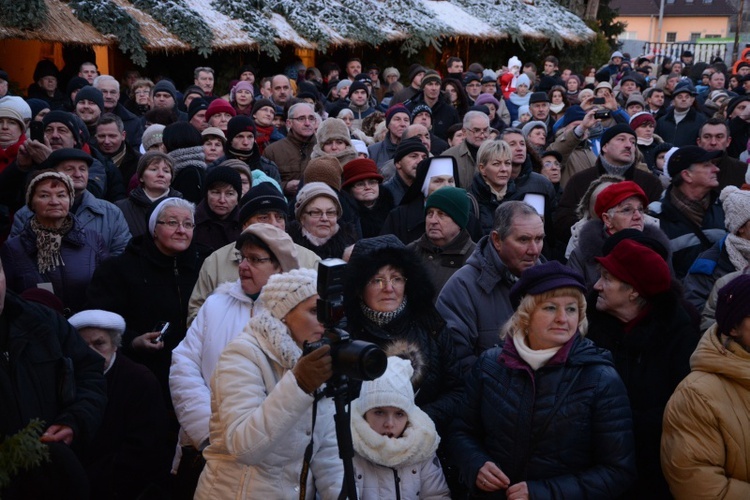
[342,159,383,189]
[595,239,670,298]
[629,111,656,131]
[205,98,237,120]
[594,181,648,219]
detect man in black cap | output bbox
[150,80,187,122]
[528,91,555,144]
[188,97,209,132]
[11,147,131,256]
[463,72,482,105]
[656,80,706,146]
[405,70,460,140]
[187,181,321,323]
[615,73,643,108]
[73,86,105,138]
[652,145,725,278]
[347,80,376,128]
[382,136,428,205]
[554,123,664,246]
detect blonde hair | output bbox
[501,286,587,340]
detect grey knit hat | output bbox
[26,171,75,210]
[294,181,342,219]
[720,186,750,234]
[142,124,166,150]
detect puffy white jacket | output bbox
[195,314,343,500]
[170,280,255,449]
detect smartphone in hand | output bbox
[152,321,170,344]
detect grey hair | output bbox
[93,75,119,92]
[337,108,354,119]
[288,102,315,120]
[463,110,490,129]
[492,200,540,239]
[477,139,511,167]
[155,197,195,219]
[194,67,214,79]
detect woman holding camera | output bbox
[195,268,344,499]
[344,235,463,437]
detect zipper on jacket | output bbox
[392,468,401,500]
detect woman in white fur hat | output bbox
[195,268,344,500]
[351,356,450,499]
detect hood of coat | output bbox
[214,279,255,305]
[466,235,516,294]
[690,325,750,390]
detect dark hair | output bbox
[163,122,203,152]
[235,233,279,266]
[446,56,462,68]
[96,112,124,133]
[544,55,559,66]
[493,201,540,239]
[699,116,729,136]
[441,77,470,118]
[144,107,177,126]
[445,123,464,142]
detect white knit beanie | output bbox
[720,185,750,234]
[507,56,522,70]
[354,356,415,416]
[258,268,318,320]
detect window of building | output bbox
[690,32,701,42]
[666,32,677,43]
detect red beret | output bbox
[342,159,383,189]
[594,181,648,219]
[595,239,670,298]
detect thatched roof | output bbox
[0,0,594,63]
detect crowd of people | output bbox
[2,47,750,498]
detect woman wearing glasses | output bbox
[344,235,462,438]
[288,182,357,259]
[86,197,210,441]
[567,181,670,291]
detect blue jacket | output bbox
[1,215,108,313]
[12,190,131,256]
[652,187,726,280]
[447,334,636,498]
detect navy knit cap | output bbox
[226,115,256,144]
[600,123,636,148]
[411,104,432,120]
[65,77,89,95]
[349,80,369,98]
[26,98,49,120]
[394,136,428,164]
[425,186,470,229]
[238,182,287,224]
[188,97,209,121]
[152,80,177,101]
[74,85,104,111]
[509,261,586,308]
[204,166,242,197]
[716,274,750,336]
[43,111,81,147]
[385,104,411,128]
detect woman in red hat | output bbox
[340,158,394,238]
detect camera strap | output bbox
[299,393,323,500]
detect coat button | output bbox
[306,429,311,436]
[294,486,299,492]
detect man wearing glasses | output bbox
[443,111,491,189]
[263,102,318,196]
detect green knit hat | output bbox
[425,187,470,229]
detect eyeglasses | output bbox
[367,276,407,289]
[613,206,645,217]
[241,255,273,266]
[134,89,150,96]
[353,179,379,189]
[157,220,195,230]
[542,161,561,168]
[291,115,317,123]
[466,83,481,89]
[304,209,338,219]
[468,127,490,136]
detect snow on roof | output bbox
[1,0,594,64]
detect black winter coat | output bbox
[192,199,241,252]
[115,186,182,239]
[85,236,209,406]
[586,290,700,499]
[447,334,636,498]
[287,220,358,259]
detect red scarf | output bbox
[255,124,274,155]
[0,134,25,174]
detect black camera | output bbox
[303,259,386,382]
[594,109,611,120]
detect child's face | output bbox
[656,152,667,170]
[364,407,408,438]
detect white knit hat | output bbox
[720,186,750,234]
[0,96,32,123]
[258,268,318,320]
[354,356,415,416]
[68,309,126,336]
[508,56,522,70]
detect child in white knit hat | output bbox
[351,356,450,499]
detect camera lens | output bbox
[334,340,387,381]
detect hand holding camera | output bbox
[294,344,333,394]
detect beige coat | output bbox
[661,325,750,498]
